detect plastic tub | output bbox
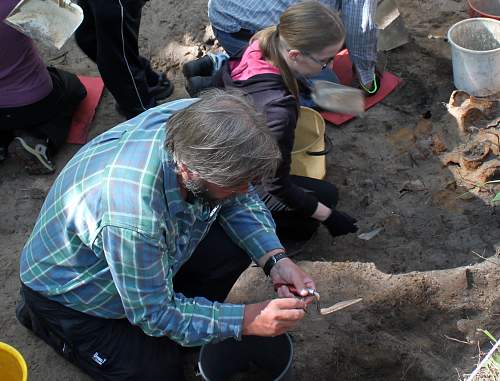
[290,107,331,180]
[467,0,500,20]
[447,17,500,96]
[198,334,293,381]
[0,342,28,381]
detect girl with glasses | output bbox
[183,2,359,246]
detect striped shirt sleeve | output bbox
[99,225,244,346]
[218,189,284,263]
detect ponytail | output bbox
[253,26,300,111]
[251,3,345,112]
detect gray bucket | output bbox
[198,334,293,381]
[447,18,500,96]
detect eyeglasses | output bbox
[302,51,335,70]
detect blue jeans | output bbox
[213,27,254,57]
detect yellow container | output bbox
[0,342,28,381]
[290,107,330,180]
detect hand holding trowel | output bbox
[5,0,84,49]
[274,283,362,316]
[311,80,365,116]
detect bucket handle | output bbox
[306,135,332,156]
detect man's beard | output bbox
[184,178,221,208]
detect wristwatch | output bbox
[263,252,288,277]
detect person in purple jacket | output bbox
[0,0,86,174]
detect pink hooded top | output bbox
[230,40,280,81]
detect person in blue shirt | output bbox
[17,89,316,380]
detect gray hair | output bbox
[164,89,281,188]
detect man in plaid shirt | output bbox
[17,89,315,380]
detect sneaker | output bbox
[185,76,216,97]
[182,56,214,78]
[149,73,174,101]
[13,135,55,174]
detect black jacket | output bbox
[215,61,319,216]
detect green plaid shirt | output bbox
[20,99,283,346]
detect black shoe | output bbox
[149,73,174,101]
[182,56,214,78]
[16,291,33,331]
[13,135,55,174]
[185,76,216,97]
[0,145,8,162]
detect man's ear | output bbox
[287,49,301,61]
[178,163,199,182]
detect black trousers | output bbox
[272,175,339,241]
[17,222,251,381]
[75,0,158,116]
[0,68,86,151]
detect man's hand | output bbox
[270,258,316,301]
[242,298,306,336]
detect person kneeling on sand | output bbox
[17,89,316,380]
[0,0,87,174]
[207,0,380,96]
[183,3,358,246]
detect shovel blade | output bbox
[311,81,365,115]
[6,0,84,49]
[319,298,363,315]
[376,0,400,29]
[376,0,410,51]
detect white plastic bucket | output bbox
[447,18,500,96]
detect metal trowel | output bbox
[5,0,84,49]
[376,0,410,51]
[317,298,363,315]
[274,284,363,316]
[311,80,365,116]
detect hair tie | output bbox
[275,24,280,36]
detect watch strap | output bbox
[263,252,288,276]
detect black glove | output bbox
[322,210,358,237]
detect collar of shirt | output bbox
[161,148,220,222]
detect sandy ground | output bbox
[1,0,499,380]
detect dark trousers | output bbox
[272,175,339,241]
[0,68,86,151]
[75,0,158,116]
[16,222,251,381]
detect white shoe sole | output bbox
[14,137,55,173]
